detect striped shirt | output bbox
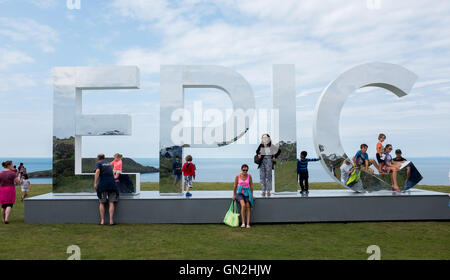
[297,158,320,172]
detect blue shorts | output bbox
[236,193,250,203]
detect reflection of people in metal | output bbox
[340,158,354,185]
[353,144,380,174]
[256,134,280,197]
[172,156,182,186]
[296,151,321,194]
[232,164,254,228]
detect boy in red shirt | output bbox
[181,155,196,197]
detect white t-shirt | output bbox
[21,179,30,190]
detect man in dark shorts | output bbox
[94,154,119,225]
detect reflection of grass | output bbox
[1,183,449,259]
[159,175,182,193]
[274,160,299,192]
[159,157,181,193]
[53,176,94,193]
[140,181,342,191]
[375,169,408,189]
[53,175,137,193]
[141,182,262,191]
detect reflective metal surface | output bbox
[159,65,255,194]
[272,65,298,193]
[53,66,140,193]
[313,62,418,192]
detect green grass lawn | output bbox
[0,183,449,260]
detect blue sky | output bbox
[0,0,449,158]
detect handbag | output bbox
[223,200,240,227]
[254,154,261,165]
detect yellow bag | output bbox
[224,200,240,227]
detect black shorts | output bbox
[376,154,384,164]
[98,191,119,204]
[298,170,309,179]
[1,204,13,209]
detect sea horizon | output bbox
[1,157,449,186]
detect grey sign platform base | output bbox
[24,189,450,224]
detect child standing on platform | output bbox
[297,151,321,194]
[181,155,196,197]
[110,153,123,183]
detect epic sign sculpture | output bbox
[313,63,418,192]
[52,62,419,195]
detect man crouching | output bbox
[94,153,119,225]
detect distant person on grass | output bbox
[296,151,321,194]
[20,173,31,202]
[18,163,25,180]
[181,155,196,197]
[353,144,381,174]
[94,154,119,226]
[232,164,254,228]
[0,161,20,224]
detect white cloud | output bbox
[108,0,450,157]
[0,49,34,70]
[26,0,58,9]
[0,73,38,92]
[0,17,59,52]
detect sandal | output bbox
[246,225,251,228]
[241,224,246,228]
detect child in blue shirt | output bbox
[297,151,321,194]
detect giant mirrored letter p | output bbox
[159,65,255,194]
